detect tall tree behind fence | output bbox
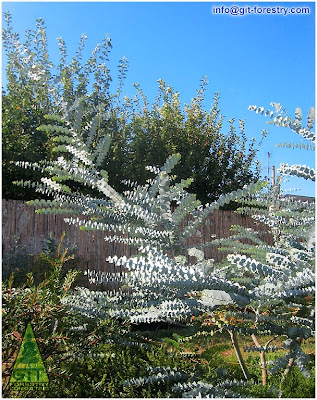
[2,199,272,274]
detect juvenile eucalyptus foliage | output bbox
[14,97,314,395]
[210,104,315,384]
[15,99,264,324]
[94,105,315,396]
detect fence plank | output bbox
[2,200,272,273]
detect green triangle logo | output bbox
[10,323,49,389]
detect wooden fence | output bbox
[2,199,272,274]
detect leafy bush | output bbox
[2,232,79,285]
[2,235,126,398]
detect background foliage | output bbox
[2,12,263,204]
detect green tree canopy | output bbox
[2,12,263,204]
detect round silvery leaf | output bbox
[287,327,299,338]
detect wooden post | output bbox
[272,165,276,185]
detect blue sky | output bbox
[2,1,315,196]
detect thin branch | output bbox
[227,329,250,380]
[251,333,267,385]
